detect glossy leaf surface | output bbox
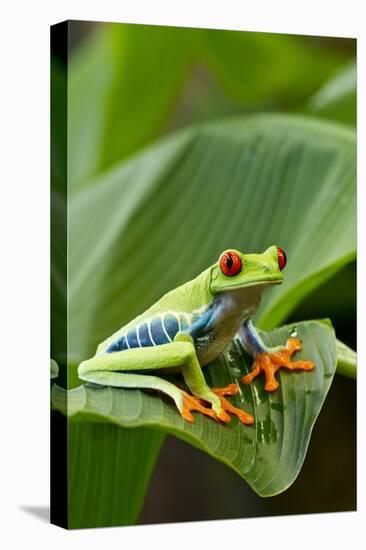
[53,320,337,499]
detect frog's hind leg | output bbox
[79,369,186,415]
[78,344,220,423]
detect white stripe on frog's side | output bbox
[161,314,173,342]
[106,305,210,353]
[137,307,207,342]
[125,334,131,349]
[136,325,142,347]
[147,320,156,346]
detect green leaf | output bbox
[98,24,200,172]
[203,32,346,107]
[66,423,164,528]
[51,59,67,193]
[68,115,356,366]
[51,191,67,384]
[68,24,350,188]
[68,24,199,188]
[53,320,337,503]
[308,61,356,126]
[62,114,354,526]
[68,29,116,188]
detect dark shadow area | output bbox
[20,506,50,523]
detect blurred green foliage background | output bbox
[51,21,356,526]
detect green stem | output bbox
[336,338,357,379]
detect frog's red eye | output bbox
[220,251,242,277]
[277,247,287,271]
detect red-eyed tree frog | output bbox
[78,246,314,425]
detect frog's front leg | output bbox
[239,319,315,391]
[174,333,254,425]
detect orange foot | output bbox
[212,384,254,425]
[181,384,254,425]
[241,338,315,392]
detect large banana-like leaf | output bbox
[66,425,164,529]
[68,24,199,186]
[58,114,355,528]
[52,319,337,525]
[67,23,349,188]
[68,115,355,371]
[308,61,356,126]
[203,31,345,106]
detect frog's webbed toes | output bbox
[179,385,254,425]
[241,337,315,392]
[180,391,219,423]
[212,384,254,425]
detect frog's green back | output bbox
[96,267,213,354]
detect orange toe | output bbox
[241,338,315,393]
[216,408,232,423]
[212,383,239,397]
[181,392,217,423]
[180,385,253,425]
[212,385,254,425]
